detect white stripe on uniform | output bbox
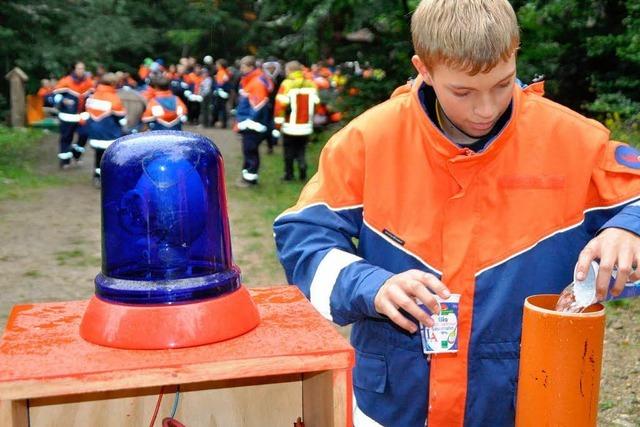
[309,248,362,321]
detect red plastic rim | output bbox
[80,285,260,349]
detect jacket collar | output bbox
[240,68,262,86]
[409,74,520,162]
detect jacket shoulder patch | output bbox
[615,145,640,169]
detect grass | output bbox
[223,128,338,285]
[237,131,331,219]
[599,400,616,411]
[54,248,101,267]
[23,269,43,278]
[0,125,67,200]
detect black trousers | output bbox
[282,134,309,180]
[212,96,228,128]
[241,131,263,175]
[94,148,105,176]
[59,121,87,165]
[188,100,201,124]
[199,94,213,127]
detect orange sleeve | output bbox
[286,122,365,212]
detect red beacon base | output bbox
[80,285,260,349]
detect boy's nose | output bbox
[473,97,497,120]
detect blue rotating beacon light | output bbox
[80,131,260,349]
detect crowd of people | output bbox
[36,54,382,187]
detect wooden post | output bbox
[5,67,28,127]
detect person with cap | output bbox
[198,68,214,128]
[138,58,153,81]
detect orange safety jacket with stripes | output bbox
[82,84,126,144]
[141,90,188,131]
[53,74,95,123]
[274,76,640,427]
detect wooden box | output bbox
[0,286,354,426]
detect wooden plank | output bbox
[2,352,351,401]
[331,368,352,427]
[302,369,353,427]
[0,287,353,400]
[302,371,333,427]
[0,399,28,427]
[29,374,303,427]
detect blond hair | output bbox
[100,72,119,86]
[411,0,519,75]
[285,60,302,75]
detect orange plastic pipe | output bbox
[516,294,605,427]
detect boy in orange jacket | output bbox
[53,61,94,168]
[274,1,640,426]
[141,77,188,131]
[82,73,127,184]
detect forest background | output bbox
[1,0,639,137]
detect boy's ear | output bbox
[411,55,433,86]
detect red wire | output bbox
[149,386,164,427]
[162,418,186,427]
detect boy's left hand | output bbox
[575,228,640,300]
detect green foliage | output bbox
[0,125,65,200]
[2,0,639,124]
[603,112,640,146]
[252,0,415,86]
[516,0,640,118]
[0,125,43,170]
[0,0,252,93]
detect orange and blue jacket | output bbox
[274,76,640,427]
[53,74,95,122]
[141,90,187,131]
[82,84,126,143]
[215,67,232,92]
[235,68,273,133]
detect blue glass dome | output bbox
[97,130,240,304]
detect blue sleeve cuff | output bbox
[330,261,394,325]
[358,267,396,319]
[600,205,640,236]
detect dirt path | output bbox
[0,128,637,424]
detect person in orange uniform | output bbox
[212,59,232,129]
[184,64,204,124]
[235,55,273,185]
[273,1,640,426]
[81,72,127,184]
[273,61,320,181]
[37,79,56,108]
[52,61,94,168]
[141,77,188,131]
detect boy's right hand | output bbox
[374,270,450,333]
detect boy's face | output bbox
[412,55,516,138]
[240,63,253,75]
[74,62,86,79]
